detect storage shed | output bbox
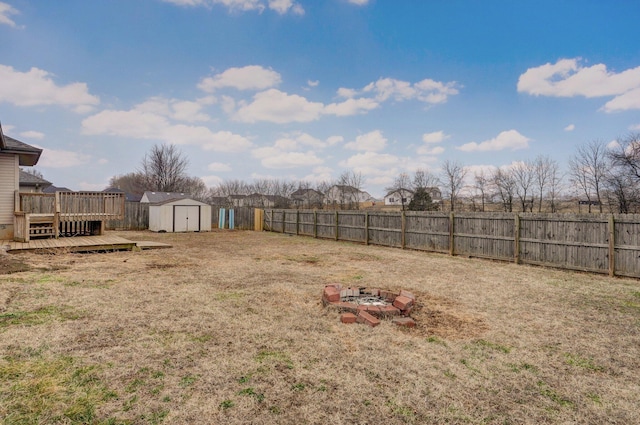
[148,197,211,233]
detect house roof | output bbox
[43,185,73,194]
[291,188,323,199]
[19,170,52,187]
[141,191,189,203]
[384,188,414,197]
[103,187,142,202]
[0,133,43,166]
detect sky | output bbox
[1,0,640,198]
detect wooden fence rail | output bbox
[264,210,640,278]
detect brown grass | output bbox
[1,230,639,424]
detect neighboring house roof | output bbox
[103,187,142,202]
[19,170,52,188]
[329,184,361,193]
[141,191,189,203]
[291,188,324,199]
[0,126,42,166]
[43,185,73,193]
[384,188,414,197]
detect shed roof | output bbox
[141,191,189,203]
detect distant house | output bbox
[0,125,42,239]
[140,191,189,204]
[291,188,324,208]
[324,185,374,209]
[103,187,142,203]
[228,194,247,208]
[384,188,414,207]
[43,185,73,194]
[425,187,442,203]
[19,169,52,193]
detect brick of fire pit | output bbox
[393,295,414,311]
[356,310,380,327]
[399,290,416,301]
[392,317,416,328]
[379,290,398,303]
[341,313,357,324]
[323,286,341,303]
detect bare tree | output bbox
[491,168,516,212]
[108,172,148,195]
[473,170,490,212]
[412,168,439,190]
[609,133,640,182]
[440,160,467,212]
[512,160,535,212]
[546,160,564,213]
[140,143,189,192]
[337,170,366,209]
[568,140,608,213]
[532,155,558,212]
[385,172,411,210]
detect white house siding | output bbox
[0,154,18,239]
[149,198,211,232]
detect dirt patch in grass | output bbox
[0,229,638,424]
[0,254,31,274]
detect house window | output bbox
[389,197,395,202]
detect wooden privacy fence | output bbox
[212,207,255,230]
[263,210,640,278]
[105,202,149,231]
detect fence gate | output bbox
[263,209,273,231]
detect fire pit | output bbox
[322,284,416,328]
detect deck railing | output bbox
[13,191,126,241]
[15,191,125,220]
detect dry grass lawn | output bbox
[1,230,639,424]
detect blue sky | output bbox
[1,0,639,197]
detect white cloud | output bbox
[360,77,460,104]
[34,145,91,168]
[347,0,369,5]
[337,87,358,98]
[457,130,531,152]
[19,130,45,140]
[0,65,99,111]
[340,151,400,176]
[307,80,319,87]
[344,130,387,152]
[302,166,334,183]
[422,131,449,144]
[208,162,232,172]
[629,123,640,131]
[268,0,304,15]
[78,181,108,191]
[602,87,640,112]
[234,89,324,123]
[201,175,224,187]
[98,158,109,165]
[564,124,575,131]
[162,0,303,14]
[326,135,344,146]
[198,65,281,92]
[0,2,19,27]
[324,97,379,116]
[82,108,252,152]
[517,58,640,112]
[416,145,445,156]
[135,96,211,122]
[252,145,323,169]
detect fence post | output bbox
[296,209,299,235]
[449,212,455,256]
[270,209,273,232]
[281,209,285,234]
[609,214,615,277]
[401,211,406,249]
[335,210,339,241]
[365,211,369,245]
[313,210,318,238]
[514,213,521,264]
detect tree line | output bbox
[107,133,640,213]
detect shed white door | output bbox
[174,206,200,232]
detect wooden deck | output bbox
[1,235,138,253]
